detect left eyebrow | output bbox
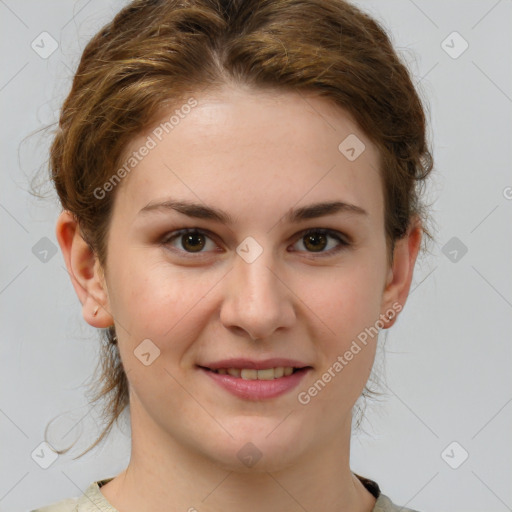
[285,200,368,223]
[138,198,368,225]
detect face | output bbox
[84,85,407,470]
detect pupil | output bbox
[183,234,205,252]
[305,233,327,252]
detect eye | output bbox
[291,228,350,256]
[162,228,218,255]
[161,227,350,258]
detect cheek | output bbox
[297,257,384,399]
[107,250,222,344]
[303,259,385,342]
[299,275,380,417]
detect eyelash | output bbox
[160,227,350,259]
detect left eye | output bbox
[291,228,349,255]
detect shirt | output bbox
[31,474,420,512]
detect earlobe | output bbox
[55,211,114,328]
[380,218,423,328]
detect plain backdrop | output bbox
[1,1,511,511]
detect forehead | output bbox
[113,86,383,224]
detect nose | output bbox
[219,249,296,341]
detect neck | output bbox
[100,401,376,512]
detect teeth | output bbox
[241,369,258,380]
[254,368,274,380]
[213,367,298,380]
[274,367,284,378]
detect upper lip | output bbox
[199,358,312,370]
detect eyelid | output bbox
[295,227,350,245]
[161,227,217,244]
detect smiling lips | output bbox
[211,367,296,380]
[198,358,312,400]
[199,357,311,379]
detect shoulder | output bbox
[354,473,421,512]
[373,492,421,512]
[30,497,79,512]
[30,478,117,512]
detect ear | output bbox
[56,210,114,328]
[380,217,423,328]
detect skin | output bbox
[57,84,422,512]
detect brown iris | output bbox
[303,232,327,252]
[181,233,206,252]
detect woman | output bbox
[33,0,433,510]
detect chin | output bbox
[198,420,309,474]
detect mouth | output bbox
[198,366,308,380]
[197,363,313,402]
[196,360,312,400]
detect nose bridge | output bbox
[220,242,295,339]
[236,250,278,302]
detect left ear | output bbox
[380,217,423,328]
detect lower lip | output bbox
[199,367,311,400]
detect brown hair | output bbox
[49,0,434,457]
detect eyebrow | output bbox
[138,198,368,224]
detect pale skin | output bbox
[57,84,422,512]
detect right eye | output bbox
[161,228,220,256]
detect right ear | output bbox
[55,210,114,328]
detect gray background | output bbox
[1,1,511,511]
